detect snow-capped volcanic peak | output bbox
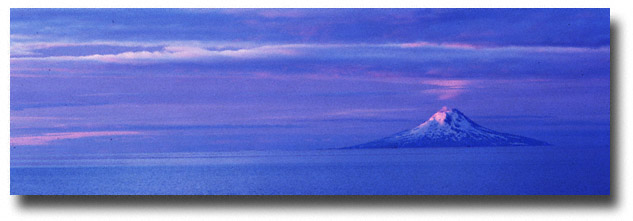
[409,107,479,135]
[426,106,452,124]
[419,106,470,126]
[346,106,549,149]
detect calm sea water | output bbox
[10,146,610,195]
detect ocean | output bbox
[10,145,610,195]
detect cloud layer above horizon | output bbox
[10,9,610,152]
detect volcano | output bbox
[347,107,549,148]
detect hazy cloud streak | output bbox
[11,131,142,146]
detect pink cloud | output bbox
[418,79,473,100]
[421,88,466,100]
[11,131,142,146]
[418,78,550,100]
[234,70,477,93]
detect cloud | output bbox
[416,79,472,100]
[419,79,471,88]
[417,79,556,100]
[11,40,609,65]
[9,40,261,57]
[497,46,610,53]
[10,41,151,56]
[10,131,141,146]
[399,41,479,49]
[422,88,467,100]
[11,44,299,64]
[325,108,419,117]
[398,41,610,53]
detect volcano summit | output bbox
[347,107,549,148]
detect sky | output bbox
[10,8,610,154]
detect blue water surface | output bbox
[11,145,610,195]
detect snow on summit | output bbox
[346,107,549,148]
